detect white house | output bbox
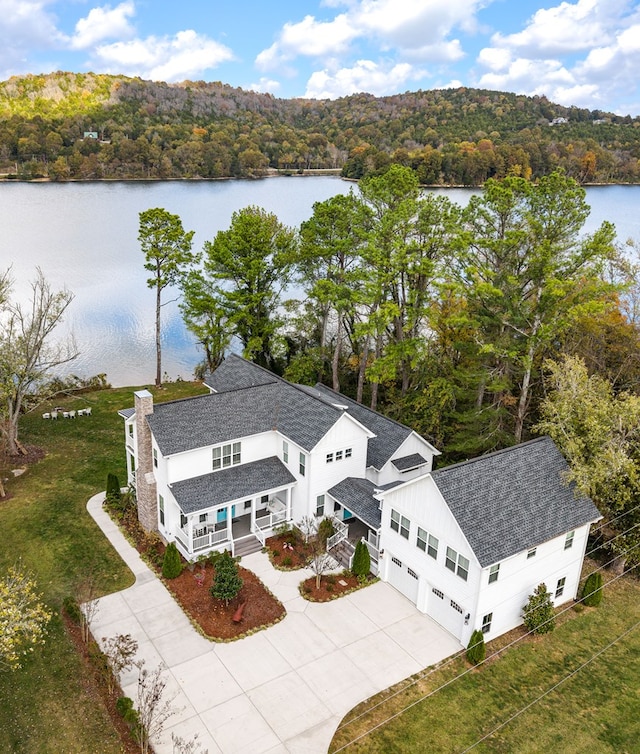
[119,355,600,644]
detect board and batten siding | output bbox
[379,475,481,643]
[474,523,591,640]
[375,432,437,486]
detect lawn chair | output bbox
[68,410,76,418]
[42,412,50,419]
[50,411,58,420]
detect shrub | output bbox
[116,696,139,731]
[317,517,336,545]
[63,595,83,625]
[523,583,555,634]
[281,555,293,567]
[582,571,604,607]
[105,473,121,504]
[351,540,371,578]
[161,542,182,579]
[210,550,243,606]
[466,630,486,665]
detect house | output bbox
[120,355,600,645]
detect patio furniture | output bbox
[50,411,58,419]
[42,412,50,419]
[68,410,76,418]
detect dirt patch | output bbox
[165,562,285,640]
[265,532,314,569]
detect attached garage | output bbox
[388,555,420,604]
[426,586,465,639]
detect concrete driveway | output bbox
[88,493,461,753]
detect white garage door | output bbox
[427,586,465,639]
[388,555,420,604]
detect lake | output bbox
[1,178,639,387]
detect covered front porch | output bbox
[327,477,382,573]
[169,456,296,560]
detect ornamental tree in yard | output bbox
[210,551,243,606]
[0,564,51,670]
[161,542,182,579]
[139,208,197,387]
[582,572,604,607]
[466,629,486,665]
[351,539,371,579]
[523,583,555,635]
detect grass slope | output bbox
[330,569,640,753]
[0,380,207,753]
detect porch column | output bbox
[286,487,292,521]
[226,505,232,541]
[188,516,194,553]
[250,497,257,532]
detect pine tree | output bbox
[106,473,121,504]
[466,629,486,665]
[582,572,604,607]
[351,540,371,579]
[210,551,243,606]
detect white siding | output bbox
[473,524,591,641]
[375,432,438,486]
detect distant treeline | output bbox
[1,72,639,184]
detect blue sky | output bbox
[2,0,640,115]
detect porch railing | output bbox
[186,527,230,553]
[255,509,287,530]
[364,537,379,563]
[326,519,348,551]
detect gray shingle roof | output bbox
[204,355,277,393]
[328,477,382,528]
[392,453,428,471]
[171,456,296,514]
[146,370,344,456]
[118,407,135,420]
[431,436,601,568]
[312,384,413,470]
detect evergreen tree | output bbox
[105,473,121,504]
[582,572,604,607]
[351,540,371,579]
[523,583,555,634]
[161,542,182,579]
[210,551,243,606]
[466,629,486,665]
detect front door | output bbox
[216,505,236,523]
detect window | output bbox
[391,556,402,567]
[326,452,334,463]
[417,528,438,559]
[432,587,444,599]
[390,510,409,538]
[128,423,134,438]
[565,530,575,550]
[282,440,288,463]
[316,495,325,517]
[527,547,537,559]
[555,577,566,599]
[153,447,158,468]
[446,547,469,581]
[199,513,207,523]
[129,454,135,473]
[213,442,242,471]
[335,450,343,461]
[408,567,418,579]
[345,448,352,458]
[299,452,306,476]
[482,612,493,634]
[450,600,463,614]
[244,500,252,510]
[488,564,500,584]
[159,495,165,526]
[180,512,187,529]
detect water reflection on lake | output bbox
[1,178,639,386]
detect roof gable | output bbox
[431,436,601,567]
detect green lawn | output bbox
[330,570,640,754]
[0,380,207,753]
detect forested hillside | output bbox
[1,72,639,183]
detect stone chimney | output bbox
[134,390,158,532]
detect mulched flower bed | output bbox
[165,562,285,640]
[104,499,285,640]
[265,532,315,569]
[299,572,376,602]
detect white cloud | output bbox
[248,77,281,94]
[71,1,136,50]
[304,59,423,99]
[0,0,66,72]
[92,30,235,82]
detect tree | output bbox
[139,208,197,387]
[0,268,77,459]
[582,572,604,607]
[202,206,297,371]
[162,542,183,579]
[0,564,51,670]
[106,472,122,504]
[135,662,178,754]
[102,633,139,695]
[453,170,616,443]
[523,583,555,635]
[209,550,243,606]
[351,540,371,579]
[466,629,486,665]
